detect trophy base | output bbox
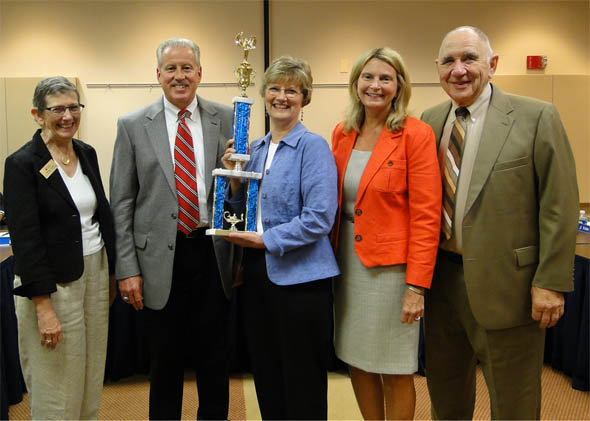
[212,168,262,180]
[206,228,233,236]
[229,153,250,162]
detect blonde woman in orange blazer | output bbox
[331,47,441,420]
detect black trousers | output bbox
[241,248,333,420]
[146,230,230,420]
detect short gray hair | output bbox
[156,38,200,68]
[33,76,80,110]
[441,26,494,63]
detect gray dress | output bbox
[333,149,419,374]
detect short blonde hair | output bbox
[259,56,313,106]
[344,47,411,133]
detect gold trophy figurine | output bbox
[234,32,257,97]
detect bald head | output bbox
[439,26,494,64]
[435,26,499,106]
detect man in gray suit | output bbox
[110,38,234,420]
[422,26,578,419]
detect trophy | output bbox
[207,33,262,236]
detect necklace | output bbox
[48,145,72,165]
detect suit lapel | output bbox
[427,101,451,145]
[75,141,104,202]
[32,131,76,210]
[198,96,222,202]
[465,86,514,215]
[357,126,401,203]
[145,100,176,194]
[333,129,356,196]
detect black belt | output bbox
[177,226,207,239]
[438,249,463,264]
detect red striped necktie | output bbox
[174,109,200,235]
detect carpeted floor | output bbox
[9,366,590,420]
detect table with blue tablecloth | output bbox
[0,249,26,420]
[544,233,590,391]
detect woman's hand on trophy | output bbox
[226,231,266,249]
[222,138,237,170]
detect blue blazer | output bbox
[229,122,339,286]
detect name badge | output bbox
[39,160,57,179]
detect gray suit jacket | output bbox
[110,95,234,310]
[422,85,579,329]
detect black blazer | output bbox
[4,129,115,298]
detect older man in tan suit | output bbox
[422,26,579,419]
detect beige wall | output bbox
[0,0,588,200]
[0,0,265,193]
[269,0,590,201]
[270,0,589,83]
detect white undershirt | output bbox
[256,140,279,234]
[57,161,104,256]
[163,95,208,225]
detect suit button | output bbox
[387,161,393,166]
[355,235,362,242]
[171,213,177,219]
[168,243,174,250]
[265,169,270,175]
[262,193,267,199]
[264,218,270,224]
[355,209,362,216]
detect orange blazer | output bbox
[331,117,442,288]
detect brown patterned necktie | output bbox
[442,107,469,240]
[174,109,200,235]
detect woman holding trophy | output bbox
[222,56,338,420]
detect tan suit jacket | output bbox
[422,85,579,329]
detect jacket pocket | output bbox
[514,245,539,267]
[376,230,408,244]
[493,156,530,172]
[134,232,148,250]
[372,160,407,193]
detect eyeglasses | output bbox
[42,104,85,116]
[266,86,302,99]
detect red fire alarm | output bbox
[527,55,547,69]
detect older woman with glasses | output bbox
[331,48,442,420]
[4,76,115,420]
[222,56,339,420]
